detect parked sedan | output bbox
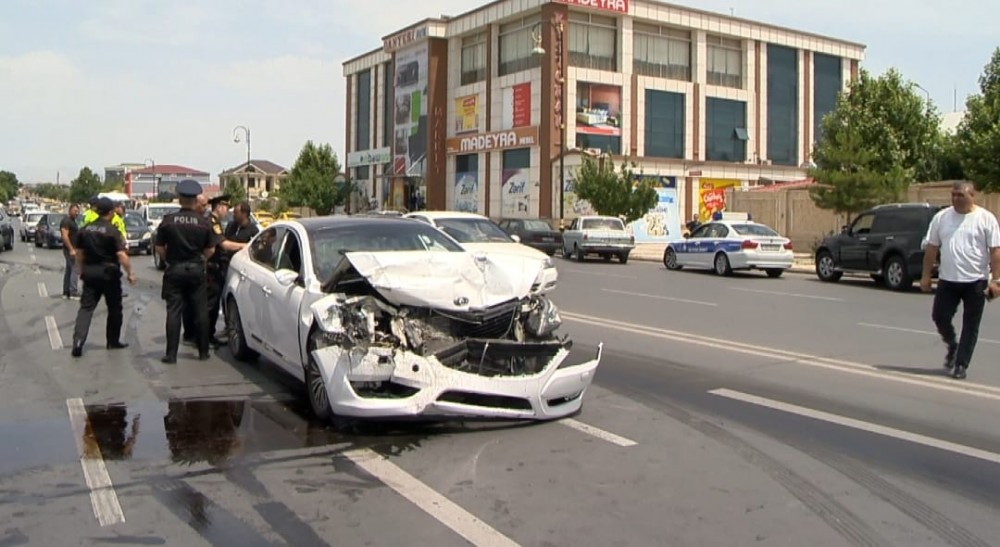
[34,213,67,249]
[561,215,635,263]
[497,218,563,256]
[222,217,601,423]
[19,211,45,242]
[0,209,14,252]
[404,211,558,293]
[663,220,793,277]
[123,213,153,255]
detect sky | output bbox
[0,0,995,184]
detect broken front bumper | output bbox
[311,341,602,420]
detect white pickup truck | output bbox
[561,215,635,264]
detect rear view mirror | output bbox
[275,269,298,286]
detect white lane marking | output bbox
[859,322,1000,345]
[559,418,638,447]
[29,252,36,264]
[602,288,717,307]
[710,388,1000,465]
[561,311,1000,401]
[343,448,519,547]
[45,315,63,350]
[37,282,48,298]
[65,398,126,527]
[563,269,637,280]
[729,287,843,302]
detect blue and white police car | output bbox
[663,215,794,277]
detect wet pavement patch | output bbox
[0,417,79,476]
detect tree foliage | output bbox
[573,155,657,224]
[34,183,71,202]
[0,170,20,203]
[69,167,103,204]
[222,175,247,205]
[102,172,124,192]
[809,68,942,216]
[280,141,344,216]
[956,47,1000,192]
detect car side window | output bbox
[709,224,729,238]
[851,214,875,236]
[690,225,711,238]
[275,231,304,277]
[249,227,284,270]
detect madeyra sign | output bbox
[446,127,539,154]
[553,0,629,14]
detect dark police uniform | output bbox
[205,203,227,342]
[155,180,220,363]
[71,205,128,355]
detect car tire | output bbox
[305,330,334,422]
[714,253,732,276]
[4,235,11,251]
[664,248,682,270]
[619,252,629,264]
[575,245,585,262]
[602,254,612,262]
[883,255,912,291]
[765,268,784,278]
[815,250,843,282]
[226,298,258,361]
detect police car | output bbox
[663,215,793,277]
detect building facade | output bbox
[342,0,864,238]
[218,160,289,200]
[130,165,211,198]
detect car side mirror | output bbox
[510,234,521,243]
[683,232,691,239]
[275,269,298,287]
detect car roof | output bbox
[870,202,941,211]
[275,215,427,236]
[406,211,488,220]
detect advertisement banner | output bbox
[454,95,478,134]
[575,82,621,137]
[501,168,530,217]
[454,171,479,213]
[629,176,680,242]
[698,178,740,221]
[393,43,428,176]
[501,82,532,130]
[562,169,595,218]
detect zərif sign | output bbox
[445,127,539,154]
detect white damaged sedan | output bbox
[222,216,602,423]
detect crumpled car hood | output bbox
[343,251,545,310]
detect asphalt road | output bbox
[2,226,1000,546]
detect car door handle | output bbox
[859,237,868,242]
[261,286,271,296]
[884,236,895,241]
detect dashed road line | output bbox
[343,448,520,547]
[65,398,126,526]
[729,286,843,301]
[602,288,717,307]
[710,388,1000,466]
[45,315,63,350]
[37,281,48,298]
[559,418,638,447]
[859,322,1000,345]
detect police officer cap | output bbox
[208,194,231,207]
[176,179,203,197]
[88,196,100,206]
[94,198,116,215]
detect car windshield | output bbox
[523,220,553,231]
[434,218,511,243]
[123,214,145,229]
[25,213,44,223]
[48,214,66,226]
[310,222,464,282]
[147,206,179,220]
[730,223,779,237]
[582,218,625,231]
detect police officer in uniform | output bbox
[205,194,235,345]
[181,193,211,344]
[70,198,137,358]
[212,201,259,343]
[155,180,221,364]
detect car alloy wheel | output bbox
[714,253,732,276]
[305,333,334,421]
[664,248,681,270]
[815,251,843,282]
[884,255,911,291]
[226,299,258,361]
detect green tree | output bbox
[0,170,19,203]
[68,167,103,204]
[956,48,1000,191]
[809,68,942,217]
[34,183,70,202]
[281,141,344,216]
[102,172,124,192]
[573,155,657,224]
[221,175,247,204]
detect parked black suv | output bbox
[814,203,943,291]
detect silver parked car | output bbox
[561,215,635,264]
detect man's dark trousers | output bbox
[72,265,123,347]
[163,262,209,360]
[932,279,988,369]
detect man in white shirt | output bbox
[920,181,1000,379]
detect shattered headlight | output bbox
[525,296,562,338]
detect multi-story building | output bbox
[342,0,864,239]
[218,160,290,200]
[130,164,211,198]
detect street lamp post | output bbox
[914,83,932,106]
[532,15,567,230]
[233,125,251,197]
[144,158,156,198]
